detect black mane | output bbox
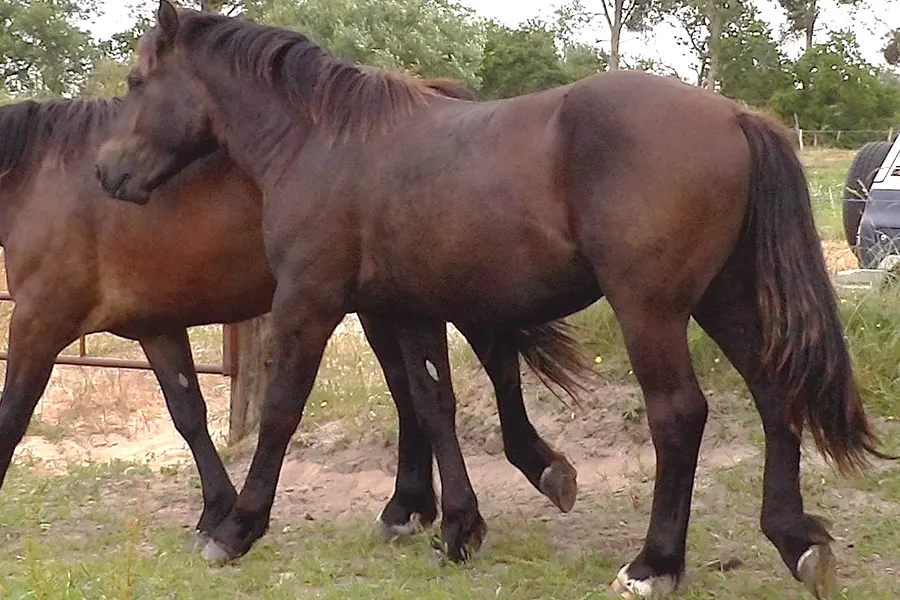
[0,97,122,177]
[160,10,434,141]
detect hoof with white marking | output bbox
[201,538,235,566]
[797,544,836,599]
[539,458,578,513]
[608,564,679,598]
[184,530,211,552]
[377,510,422,542]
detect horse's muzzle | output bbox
[95,162,152,205]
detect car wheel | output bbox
[842,141,892,254]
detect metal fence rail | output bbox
[0,291,234,376]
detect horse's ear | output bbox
[157,0,180,45]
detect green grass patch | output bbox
[802,148,855,241]
[2,454,898,600]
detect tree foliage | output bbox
[4,0,897,139]
[669,0,728,88]
[244,0,485,86]
[776,0,864,51]
[885,29,900,66]
[0,0,98,97]
[477,19,608,99]
[717,1,790,107]
[562,42,609,82]
[477,21,570,99]
[773,31,900,131]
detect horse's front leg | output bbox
[140,328,237,546]
[393,318,487,562]
[200,296,342,564]
[0,304,75,487]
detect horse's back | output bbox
[347,70,755,321]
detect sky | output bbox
[84,0,894,80]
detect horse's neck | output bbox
[0,177,26,247]
[207,76,310,191]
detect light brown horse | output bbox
[0,92,590,551]
[95,2,894,597]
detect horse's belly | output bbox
[355,232,597,325]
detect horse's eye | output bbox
[127,74,143,90]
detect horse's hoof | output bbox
[608,564,679,598]
[378,512,422,542]
[797,544,836,599]
[201,538,236,566]
[429,533,476,564]
[539,458,578,513]
[433,514,487,564]
[184,530,211,552]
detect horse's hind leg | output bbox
[393,318,486,562]
[140,329,237,546]
[0,306,73,488]
[460,326,577,513]
[693,250,836,598]
[359,314,438,539]
[605,303,707,598]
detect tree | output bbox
[245,0,485,87]
[478,21,570,98]
[777,0,865,51]
[669,0,730,89]
[717,1,791,107]
[80,55,131,97]
[555,0,670,71]
[773,31,900,132]
[198,0,245,12]
[562,42,609,82]
[885,29,900,66]
[0,0,98,97]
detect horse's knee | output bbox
[645,388,708,443]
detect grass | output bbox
[0,443,898,599]
[2,147,900,598]
[803,148,856,240]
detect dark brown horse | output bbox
[96,2,893,597]
[0,91,591,552]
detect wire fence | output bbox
[795,128,898,150]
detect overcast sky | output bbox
[84,0,893,80]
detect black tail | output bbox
[737,111,895,475]
[510,320,594,403]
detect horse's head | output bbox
[96,0,218,204]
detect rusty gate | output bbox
[0,290,239,377]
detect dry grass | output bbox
[799,147,857,169]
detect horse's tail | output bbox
[736,111,894,475]
[510,320,593,402]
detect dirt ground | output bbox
[11,354,763,564]
[822,239,859,273]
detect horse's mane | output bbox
[0,97,122,178]
[165,10,462,142]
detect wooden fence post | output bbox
[227,313,274,445]
[793,113,803,150]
